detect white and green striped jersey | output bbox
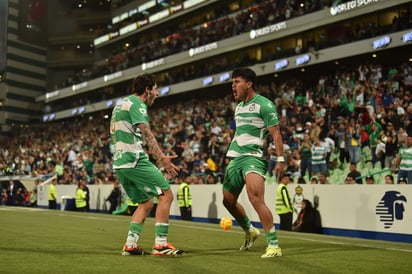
[227,94,279,159]
[399,145,412,171]
[311,145,326,165]
[110,95,148,169]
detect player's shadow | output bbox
[207,192,218,224]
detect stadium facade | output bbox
[1,0,411,134]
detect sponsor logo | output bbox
[376,191,407,228]
[330,0,379,16]
[139,108,147,115]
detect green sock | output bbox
[266,230,279,248]
[238,216,253,232]
[155,223,169,246]
[126,222,143,247]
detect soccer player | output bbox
[222,68,283,258]
[110,73,183,256]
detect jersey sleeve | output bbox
[261,99,279,128]
[129,100,149,127]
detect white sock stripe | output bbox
[155,223,169,226]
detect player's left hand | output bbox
[161,155,180,178]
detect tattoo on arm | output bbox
[139,123,163,162]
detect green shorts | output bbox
[115,158,170,204]
[222,156,267,195]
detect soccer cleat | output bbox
[121,245,148,256]
[240,227,261,251]
[261,247,282,258]
[152,243,184,256]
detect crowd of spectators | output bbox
[55,0,340,90]
[2,59,412,189]
[48,0,412,114]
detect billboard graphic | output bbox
[376,191,407,229]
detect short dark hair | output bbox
[385,174,394,181]
[231,68,257,90]
[281,172,292,180]
[131,74,157,95]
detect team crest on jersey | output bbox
[249,103,256,112]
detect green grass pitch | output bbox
[1,207,411,274]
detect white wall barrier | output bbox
[36,184,412,243]
[37,184,113,212]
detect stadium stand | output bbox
[1,0,412,195]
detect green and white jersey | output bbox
[311,145,326,165]
[227,94,279,159]
[399,145,412,171]
[110,95,148,169]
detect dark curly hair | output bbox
[231,67,257,90]
[131,74,157,95]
